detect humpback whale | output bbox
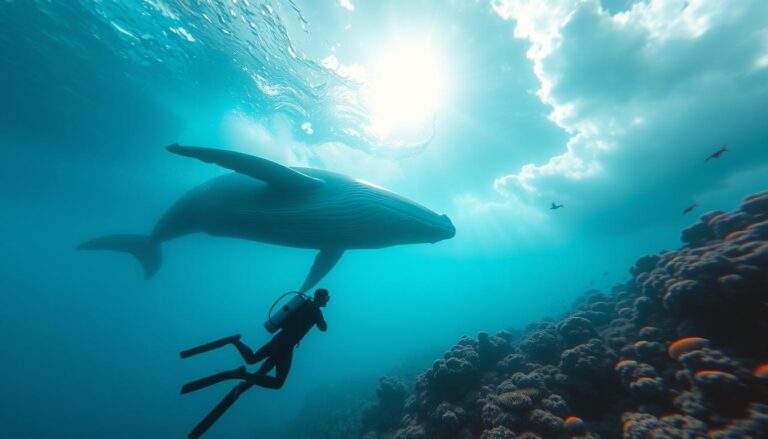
[78,144,456,292]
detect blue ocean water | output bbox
[2,1,767,438]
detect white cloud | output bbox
[489,0,768,233]
[339,0,355,12]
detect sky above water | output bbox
[1,0,767,437]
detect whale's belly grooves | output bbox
[187,173,399,250]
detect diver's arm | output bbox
[315,309,327,332]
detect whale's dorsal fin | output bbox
[166,144,324,190]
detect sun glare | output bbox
[366,42,447,145]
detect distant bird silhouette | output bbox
[550,202,564,210]
[683,203,698,215]
[705,144,730,161]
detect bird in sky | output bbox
[706,144,730,161]
[550,202,564,210]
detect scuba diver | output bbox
[179,288,330,438]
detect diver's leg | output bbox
[241,347,293,389]
[232,338,274,365]
[255,356,276,375]
[180,335,241,359]
[181,355,276,395]
[180,366,247,394]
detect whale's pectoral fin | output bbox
[300,249,344,293]
[166,144,324,191]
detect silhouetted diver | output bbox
[683,203,698,215]
[180,289,330,439]
[550,202,564,210]
[78,145,455,293]
[705,144,730,161]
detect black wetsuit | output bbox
[179,301,328,438]
[231,301,327,389]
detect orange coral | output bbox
[694,370,736,380]
[635,377,657,384]
[615,359,636,370]
[754,363,768,379]
[564,416,586,434]
[668,337,709,360]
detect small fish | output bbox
[705,144,730,161]
[683,203,698,215]
[550,202,564,210]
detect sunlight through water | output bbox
[364,41,447,149]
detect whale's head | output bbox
[353,179,456,245]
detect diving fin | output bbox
[180,335,241,359]
[188,382,253,439]
[180,366,246,395]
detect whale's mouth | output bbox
[438,214,456,239]
[427,214,455,242]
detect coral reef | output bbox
[361,191,768,439]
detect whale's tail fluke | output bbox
[77,234,161,279]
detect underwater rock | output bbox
[692,370,748,403]
[557,317,598,348]
[741,190,768,214]
[356,190,768,439]
[559,338,616,379]
[540,394,569,417]
[362,377,410,432]
[432,402,466,434]
[478,332,512,367]
[392,424,427,439]
[479,426,517,439]
[631,254,660,276]
[519,324,562,364]
[681,221,713,246]
[709,403,768,439]
[496,391,534,412]
[622,412,708,438]
[497,353,526,374]
[628,376,665,398]
[525,409,564,436]
[481,399,522,430]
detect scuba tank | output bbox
[264,292,310,333]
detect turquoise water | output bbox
[1,1,766,437]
